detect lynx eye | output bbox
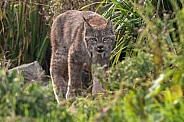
[103,37,111,43]
[90,38,97,42]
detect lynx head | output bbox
[83,15,116,60]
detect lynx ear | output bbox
[107,20,114,33]
[83,17,92,29]
[107,21,113,29]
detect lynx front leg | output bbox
[50,62,68,103]
[51,74,66,103]
[92,76,105,94]
[91,64,108,94]
[92,68,104,94]
[66,53,83,100]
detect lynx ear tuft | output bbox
[83,16,87,22]
[107,21,114,33]
[107,21,113,29]
[83,16,92,29]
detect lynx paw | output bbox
[92,86,105,94]
[92,77,105,94]
[66,91,74,100]
[66,89,82,100]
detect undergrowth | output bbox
[0,0,184,122]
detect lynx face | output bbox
[84,20,116,59]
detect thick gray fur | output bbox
[50,10,115,102]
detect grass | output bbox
[0,0,184,122]
[0,0,52,74]
[96,0,142,65]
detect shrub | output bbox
[0,69,72,121]
[0,0,184,122]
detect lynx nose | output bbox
[96,44,105,53]
[97,45,104,50]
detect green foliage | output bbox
[1,0,184,122]
[0,70,72,122]
[108,52,154,90]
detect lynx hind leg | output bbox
[82,64,92,89]
[82,69,92,89]
[50,63,68,103]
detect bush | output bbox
[0,0,184,122]
[0,70,72,121]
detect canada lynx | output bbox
[50,10,115,102]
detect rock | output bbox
[9,61,48,85]
[8,61,105,89]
